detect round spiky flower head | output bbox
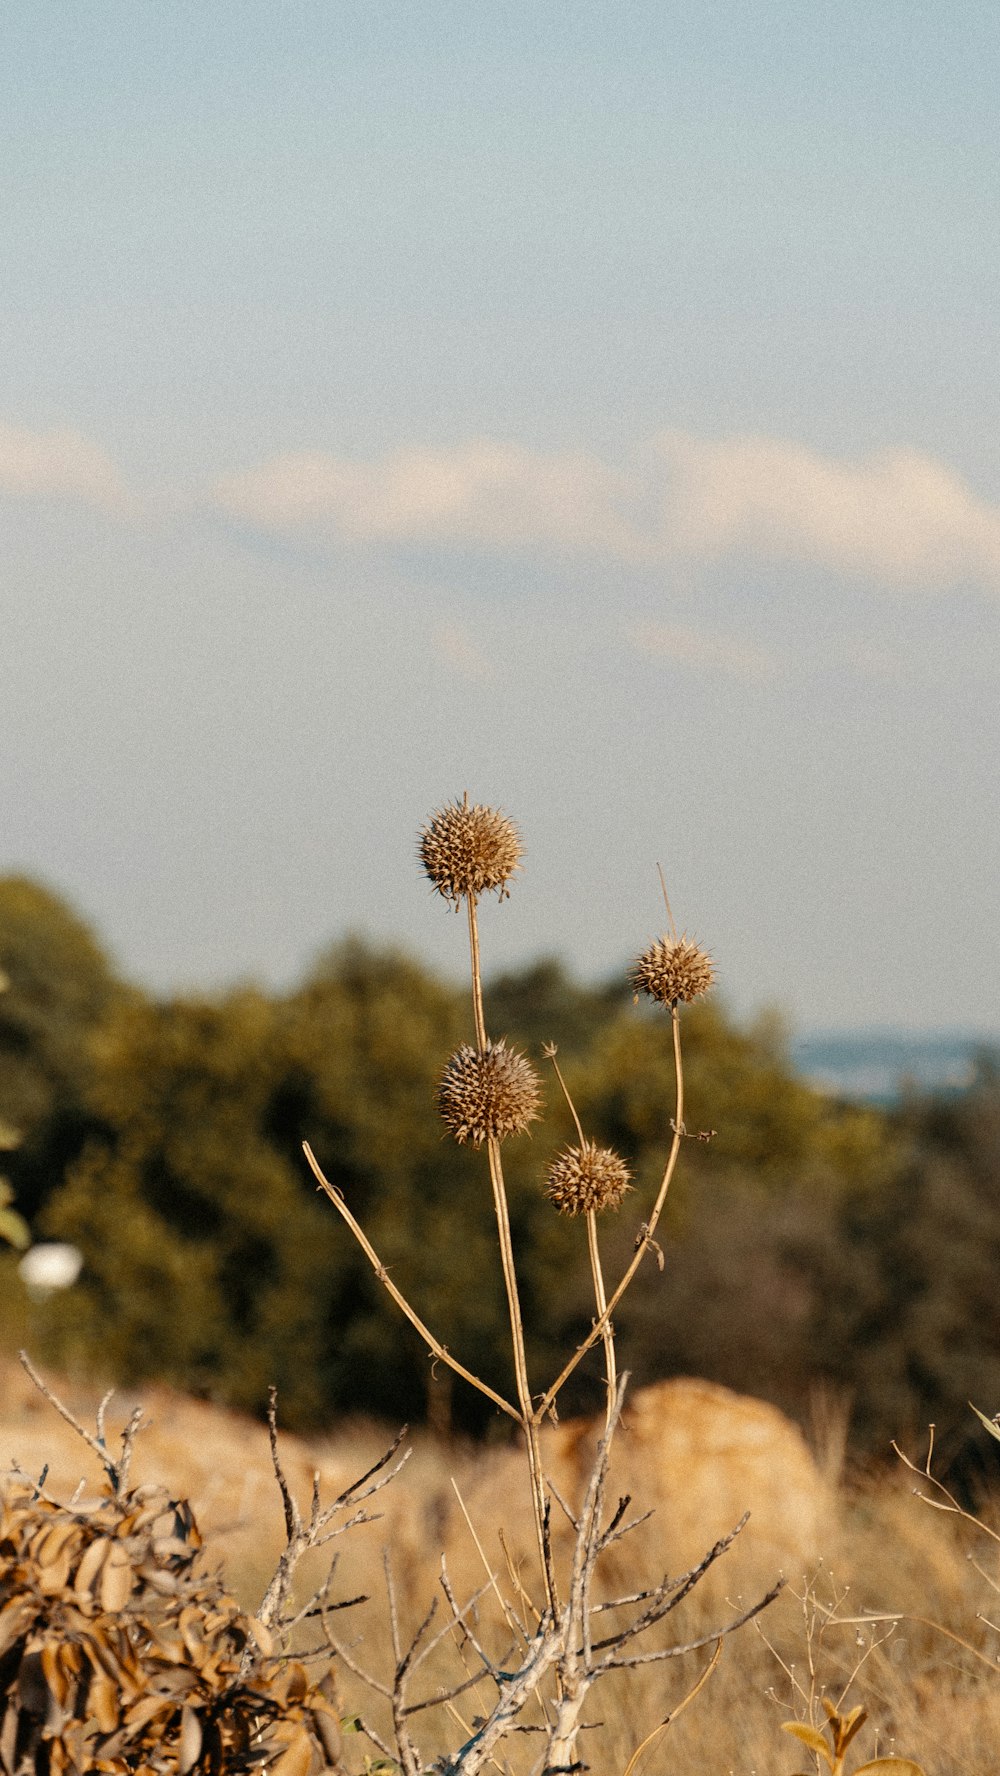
[630,934,715,1007]
[438,1039,542,1147]
[545,1141,633,1217]
[419,794,523,904]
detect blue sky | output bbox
[2,2,998,1029]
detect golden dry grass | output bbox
[2,1354,997,1774]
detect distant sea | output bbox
[790,1030,1000,1106]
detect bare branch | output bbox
[439,1561,506,1684]
[435,1624,563,1776]
[383,1553,423,1776]
[18,1351,146,1497]
[600,1581,785,1672]
[253,1394,410,1681]
[267,1385,298,1542]
[325,1633,393,1699]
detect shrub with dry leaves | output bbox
[0,1472,345,1776]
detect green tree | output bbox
[42,942,523,1432]
[812,1063,1000,1473]
[0,877,121,1225]
[43,987,344,1423]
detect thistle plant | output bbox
[303,791,779,1772]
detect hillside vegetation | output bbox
[1,873,999,1475]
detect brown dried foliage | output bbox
[0,1474,345,1776]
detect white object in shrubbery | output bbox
[18,1241,83,1295]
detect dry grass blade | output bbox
[620,1636,724,1776]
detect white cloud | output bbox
[211,431,1000,593]
[632,622,778,683]
[0,422,125,507]
[214,440,635,558]
[651,432,1000,589]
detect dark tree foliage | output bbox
[484,956,621,1058]
[809,1063,1000,1481]
[516,997,897,1421]
[6,873,999,1461]
[0,877,121,1222]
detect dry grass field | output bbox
[3,1351,998,1774]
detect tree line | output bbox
[2,874,998,1473]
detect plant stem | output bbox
[587,1210,616,1429]
[303,1143,518,1422]
[535,1004,685,1422]
[466,893,488,1052]
[466,891,553,1609]
[546,1047,617,1426]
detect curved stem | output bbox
[535,1005,684,1423]
[303,1142,518,1422]
[586,1211,616,1429]
[547,1049,585,1149]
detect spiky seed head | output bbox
[630,934,715,1007]
[419,795,523,904]
[437,1040,542,1147]
[545,1141,634,1216]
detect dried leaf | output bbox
[74,1536,111,1601]
[310,1704,342,1764]
[100,1543,134,1613]
[40,1640,70,1712]
[0,1699,17,1776]
[284,1661,309,1705]
[269,1725,318,1776]
[247,1614,273,1655]
[0,1596,35,1659]
[782,1721,834,1766]
[122,1693,172,1735]
[178,1704,203,1774]
[852,1762,926,1775]
[88,1669,120,1735]
[969,1403,1000,1444]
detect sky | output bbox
[2,1,999,1031]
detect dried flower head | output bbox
[419,794,523,904]
[438,1040,542,1147]
[630,934,715,1007]
[545,1141,633,1216]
